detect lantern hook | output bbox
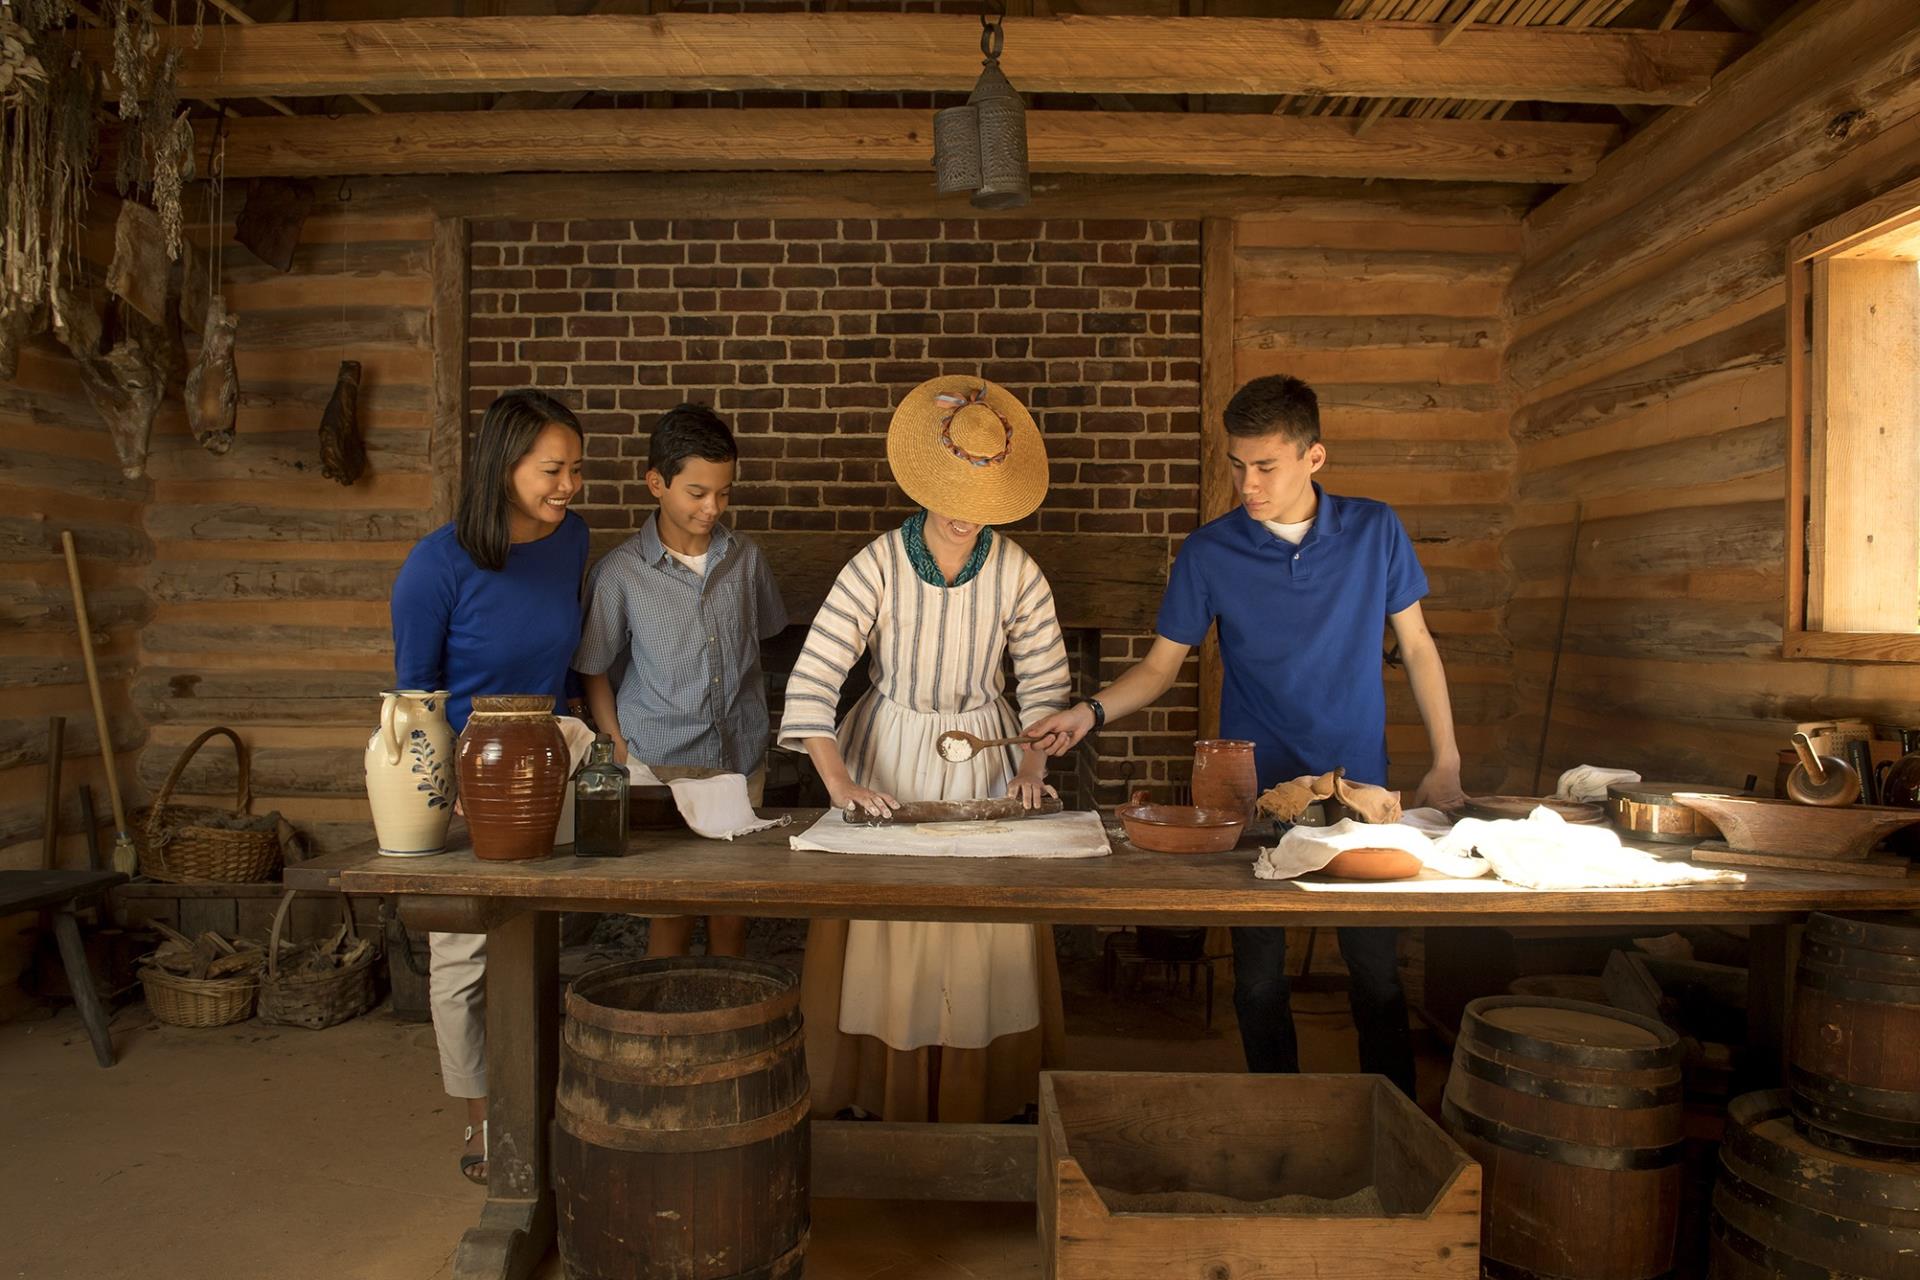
[980,1,1006,61]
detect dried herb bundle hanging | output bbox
[1,3,98,380]
[112,1,203,262]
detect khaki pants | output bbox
[426,764,767,1099]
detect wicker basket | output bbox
[138,727,284,884]
[258,890,379,1030]
[141,961,261,1028]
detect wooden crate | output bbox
[1038,1072,1480,1280]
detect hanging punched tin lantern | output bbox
[932,6,1030,210]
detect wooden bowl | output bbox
[1607,782,1733,845]
[1672,793,1920,859]
[1116,790,1245,854]
[1321,847,1424,880]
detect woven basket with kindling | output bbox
[137,726,284,883]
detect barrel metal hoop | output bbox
[563,1026,806,1088]
[1443,1098,1683,1172]
[1806,910,1920,959]
[566,957,804,1035]
[1714,1162,1918,1261]
[1720,1110,1920,1216]
[1794,964,1920,1007]
[1458,1046,1684,1110]
[1789,1065,1920,1124]
[557,1091,810,1154]
[1462,996,1681,1071]
[1707,1212,1849,1280]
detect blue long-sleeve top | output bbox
[390,515,590,734]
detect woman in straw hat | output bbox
[777,375,1071,1122]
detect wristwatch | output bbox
[1083,697,1106,731]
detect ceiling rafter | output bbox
[71,13,1746,106]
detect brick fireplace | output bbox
[468,214,1205,807]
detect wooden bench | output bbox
[1,869,127,1068]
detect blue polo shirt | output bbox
[1156,485,1427,788]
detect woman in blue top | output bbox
[390,387,588,1185]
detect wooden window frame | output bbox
[1784,175,1920,663]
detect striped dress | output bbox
[778,527,1071,1113]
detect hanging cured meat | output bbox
[318,359,366,486]
[52,288,165,480]
[184,296,238,456]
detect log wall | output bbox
[1503,0,1920,791]
[132,194,444,855]
[1229,198,1519,795]
[1,215,152,875]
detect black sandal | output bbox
[460,1121,488,1186]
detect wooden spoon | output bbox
[935,729,1042,762]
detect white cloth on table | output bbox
[1252,818,1489,882]
[1555,764,1642,802]
[1434,806,1743,890]
[624,762,787,840]
[792,806,1109,859]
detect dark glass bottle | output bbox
[574,734,630,857]
[1877,728,1920,809]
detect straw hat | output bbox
[885,375,1049,525]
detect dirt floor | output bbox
[1,932,1449,1279]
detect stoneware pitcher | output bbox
[365,689,455,857]
[457,694,568,861]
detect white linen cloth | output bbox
[559,715,785,841]
[1555,764,1642,802]
[792,807,1109,859]
[626,763,787,840]
[1435,806,1742,890]
[1253,818,1489,881]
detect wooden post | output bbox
[430,217,471,527]
[1198,218,1237,742]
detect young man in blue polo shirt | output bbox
[1029,374,1466,1095]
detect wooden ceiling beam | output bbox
[182,107,1618,184]
[76,14,1745,106]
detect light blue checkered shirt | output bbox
[574,516,787,775]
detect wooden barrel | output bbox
[1708,1089,1920,1279]
[553,957,810,1280]
[1443,996,1685,1280]
[1789,910,1920,1155]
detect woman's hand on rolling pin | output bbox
[1008,771,1057,809]
[829,779,898,820]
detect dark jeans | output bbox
[1229,925,1417,1097]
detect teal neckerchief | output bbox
[903,512,992,588]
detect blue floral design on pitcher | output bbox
[408,728,452,810]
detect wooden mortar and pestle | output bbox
[1784,731,1860,806]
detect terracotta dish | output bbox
[1116,790,1245,854]
[1672,792,1920,859]
[1320,847,1424,880]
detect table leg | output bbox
[1741,920,1795,1093]
[50,906,114,1068]
[452,908,557,1280]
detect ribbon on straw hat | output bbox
[886,375,1048,525]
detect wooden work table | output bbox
[284,810,1920,1280]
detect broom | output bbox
[61,531,137,876]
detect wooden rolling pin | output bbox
[844,796,1064,827]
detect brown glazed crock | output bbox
[456,694,568,861]
[1190,738,1258,824]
